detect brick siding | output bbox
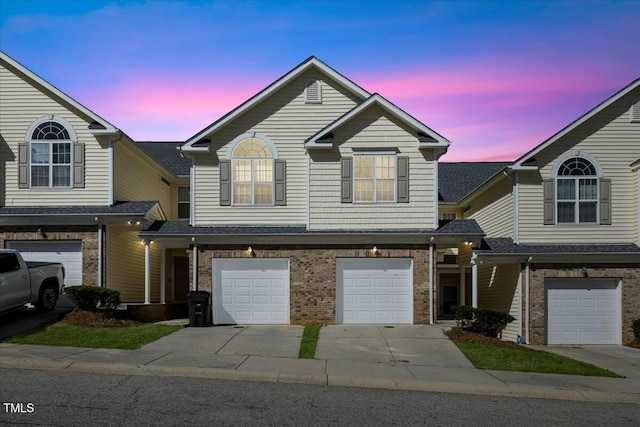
[528,266,640,345]
[190,246,432,325]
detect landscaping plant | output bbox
[453,305,515,338]
[64,285,121,318]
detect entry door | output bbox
[442,285,459,316]
[173,256,189,302]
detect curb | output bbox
[2,356,638,404]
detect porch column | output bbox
[429,240,434,324]
[97,224,103,287]
[192,242,198,291]
[471,255,478,308]
[459,266,466,306]
[144,240,151,304]
[160,248,166,304]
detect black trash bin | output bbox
[188,291,212,327]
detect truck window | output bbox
[0,253,21,273]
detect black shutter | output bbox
[543,179,555,225]
[219,160,231,206]
[397,156,409,203]
[274,159,286,206]
[599,178,612,225]
[18,143,29,188]
[73,143,85,188]
[341,157,352,203]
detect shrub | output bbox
[64,285,121,318]
[633,319,640,344]
[453,305,515,338]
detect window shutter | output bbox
[543,179,555,225]
[219,160,231,206]
[599,178,612,225]
[397,156,409,203]
[341,157,352,203]
[73,143,85,188]
[274,159,286,206]
[18,143,29,188]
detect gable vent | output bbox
[632,99,640,123]
[305,79,322,104]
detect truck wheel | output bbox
[36,284,58,312]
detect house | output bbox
[0,52,188,309]
[2,50,638,345]
[443,79,640,345]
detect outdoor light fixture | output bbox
[37,228,47,239]
[247,246,256,257]
[464,241,473,246]
[371,246,380,256]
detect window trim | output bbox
[552,153,603,225]
[352,153,397,204]
[228,134,278,206]
[26,116,77,189]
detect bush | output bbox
[64,286,121,318]
[633,319,640,344]
[453,305,515,338]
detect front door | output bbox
[442,284,459,316]
[173,256,189,302]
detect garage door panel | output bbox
[546,279,620,345]
[7,241,82,286]
[337,258,412,324]
[213,259,289,325]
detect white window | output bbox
[556,157,598,223]
[441,213,456,220]
[305,79,322,104]
[177,186,190,219]
[354,154,396,203]
[232,137,273,205]
[30,121,72,188]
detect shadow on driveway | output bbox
[0,295,75,340]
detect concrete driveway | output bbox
[0,295,75,340]
[538,345,640,380]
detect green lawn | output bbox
[454,341,622,378]
[298,323,321,359]
[4,322,182,350]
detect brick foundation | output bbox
[0,226,101,286]
[190,245,432,325]
[528,265,640,345]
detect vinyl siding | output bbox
[113,142,171,216]
[107,224,161,302]
[309,106,435,229]
[465,177,513,238]
[0,63,110,206]
[518,89,640,243]
[193,69,361,225]
[477,263,521,342]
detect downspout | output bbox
[306,154,311,229]
[471,253,478,308]
[192,239,198,291]
[190,165,195,226]
[513,171,519,244]
[97,224,103,287]
[429,236,434,324]
[525,256,532,345]
[517,268,522,340]
[433,158,439,230]
[108,137,114,206]
[144,240,151,304]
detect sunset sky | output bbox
[1,0,638,161]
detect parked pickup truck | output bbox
[0,249,65,313]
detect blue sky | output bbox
[1,0,639,160]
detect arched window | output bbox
[29,120,73,188]
[231,137,274,205]
[555,156,599,223]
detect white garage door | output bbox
[337,258,413,324]
[546,279,620,345]
[212,258,289,325]
[6,241,82,286]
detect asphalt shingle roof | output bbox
[136,142,191,176]
[0,201,158,216]
[477,237,640,255]
[438,162,511,203]
[140,219,483,237]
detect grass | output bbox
[298,323,321,359]
[4,322,182,350]
[454,341,623,378]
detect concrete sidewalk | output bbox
[1,324,639,404]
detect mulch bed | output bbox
[62,309,140,327]
[445,328,537,352]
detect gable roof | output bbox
[512,78,640,169]
[182,56,371,151]
[304,93,449,150]
[0,51,118,135]
[136,142,192,176]
[438,162,512,203]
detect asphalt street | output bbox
[1,369,638,426]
